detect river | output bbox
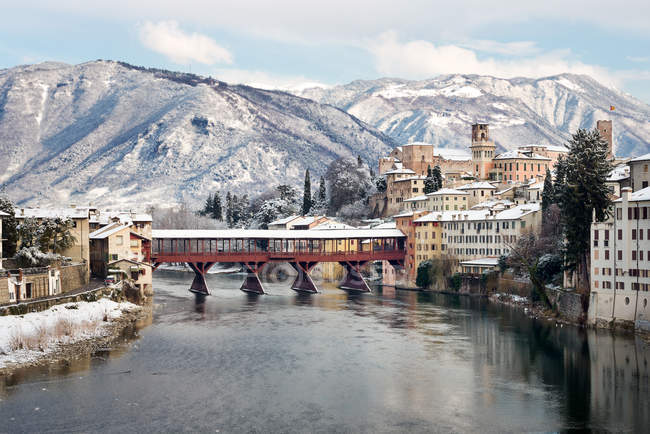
[1,270,649,433]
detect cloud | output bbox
[367,31,618,86]
[138,20,232,65]
[214,68,328,91]
[462,40,540,56]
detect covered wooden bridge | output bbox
[151,229,406,294]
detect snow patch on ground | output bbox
[0,298,138,368]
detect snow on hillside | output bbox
[0,61,396,207]
[298,74,650,157]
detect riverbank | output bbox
[0,298,143,375]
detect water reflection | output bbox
[0,272,648,432]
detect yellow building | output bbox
[413,213,444,270]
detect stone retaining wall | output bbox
[0,285,113,316]
[60,263,89,292]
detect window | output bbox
[111,254,118,261]
[618,229,622,240]
[617,208,622,220]
[25,282,32,299]
[605,250,610,260]
[633,229,637,240]
[618,250,623,260]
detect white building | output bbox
[589,187,650,329]
[441,203,541,262]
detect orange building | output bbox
[492,150,551,183]
[394,210,428,279]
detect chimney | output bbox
[622,187,632,206]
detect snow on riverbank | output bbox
[0,298,138,369]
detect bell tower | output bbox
[470,123,496,180]
[597,120,613,159]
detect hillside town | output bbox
[2,118,648,335]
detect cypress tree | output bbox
[432,165,443,192]
[302,169,312,215]
[424,165,436,194]
[225,192,233,227]
[318,176,326,202]
[212,193,222,221]
[541,169,555,211]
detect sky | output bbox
[1,0,650,102]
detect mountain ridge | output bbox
[0,60,396,208]
[296,73,650,157]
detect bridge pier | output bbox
[339,261,371,292]
[289,261,319,293]
[187,262,216,295]
[240,262,266,294]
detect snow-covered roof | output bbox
[291,216,323,226]
[384,168,416,175]
[629,153,650,163]
[402,142,433,147]
[108,258,151,267]
[89,222,131,240]
[433,148,471,161]
[495,186,514,195]
[392,211,414,218]
[374,222,397,229]
[460,257,500,266]
[414,210,490,223]
[456,181,496,190]
[526,181,545,190]
[493,203,541,220]
[0,211,8,217]
[607,164,630,182]
[427,188,468,196]
[152,229,406,240]
[519,144,569,153]
[391,176,425,183]
[404,195,428,202]
[310,221,355,230]
[414,203,539,223]
[493,151,551,161]
[615,187,650,202]
[15,207,92,219]
[471,199,514,210]
[89,211,152,225]
[268,215,300,226]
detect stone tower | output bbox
[470,123,496,180]
[597,120,613,159]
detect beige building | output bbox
[426,188,469,211]
[628,153,650,191]
[589,187,650,329]
[518,144,568,168]
[456,181,497,207]
[89,222,152,292]
[386,175,426,216]
[413,213,444,268]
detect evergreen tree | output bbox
[225,192,233,227]
[553,155,567,204]
[212,193,222,221]
[558,128,613,295]
[0,194,18,257]
[432,165,443,192]
[424,165,436,194]
[318,176,326,203]
[302,169,312,215]
[541,169,555,211]
[200,193,214,217]
[375,177,387,193]
[357,155,363,167]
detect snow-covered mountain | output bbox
[298,74,650,156]
[0,61,396,207]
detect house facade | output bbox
[589,187,650,328]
